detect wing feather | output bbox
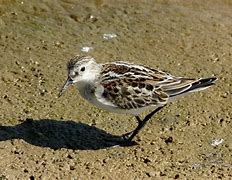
[99,77,168,110]
[98,62,215,110]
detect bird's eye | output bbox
[80,67,85,72]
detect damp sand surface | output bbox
[0,0,231,179]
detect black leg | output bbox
[121,106,165,143]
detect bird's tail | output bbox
[165,77,218,98]
[186,77,218,93]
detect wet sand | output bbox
[0,0,231,179]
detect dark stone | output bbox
[164,136,173,144]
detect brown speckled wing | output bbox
[99,62,200,109]
[100,78,168,110]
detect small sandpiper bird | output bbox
[59,55,217,144]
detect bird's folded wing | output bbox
[98,78,169,110]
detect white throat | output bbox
[75,63,102,101]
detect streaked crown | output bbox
[67,55,95,71]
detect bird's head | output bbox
[59,55,100,97]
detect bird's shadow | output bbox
[0,119,137,150]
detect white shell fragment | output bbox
[211,138,224,146]
[103,33,117,40]
[80,46,93,52]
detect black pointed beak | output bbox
[58,77,73,98]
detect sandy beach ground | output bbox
[0,0,231,179]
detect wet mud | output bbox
[0,0,231,179]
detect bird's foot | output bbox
[103,131,138,147]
